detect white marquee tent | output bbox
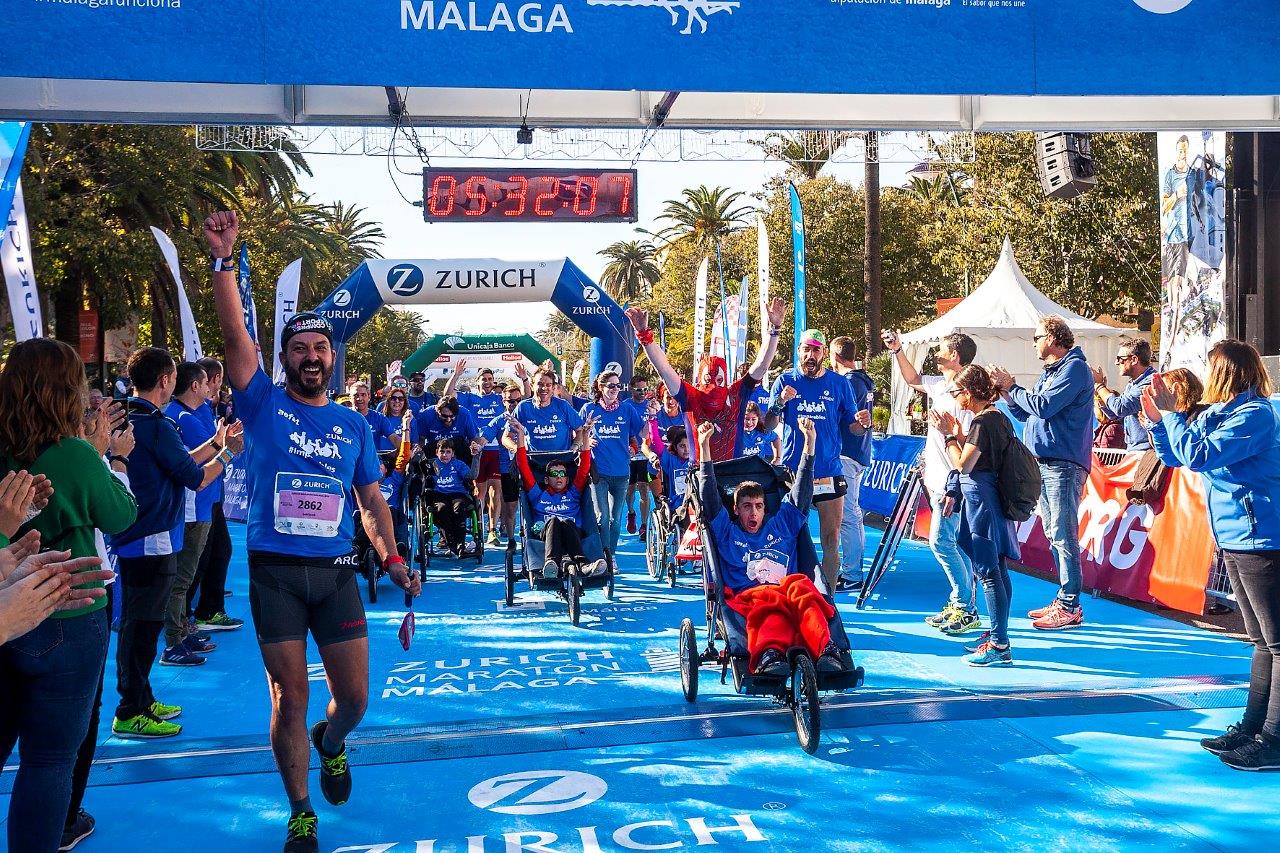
[889,238,1140,434]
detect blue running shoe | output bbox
[965,642,1012,667]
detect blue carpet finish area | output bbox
[3,522,1277,851]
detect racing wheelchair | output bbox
[355,453,412,603]
[405,445,484,569]
[504,449,615,625]
[677,454,864,754]
[645,500,700,588]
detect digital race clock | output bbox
[421,168,638,223]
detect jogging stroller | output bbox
[504,449,615,625]
[678,454,864,754]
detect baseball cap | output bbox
[799,329,827,348]
[280,312,334,348]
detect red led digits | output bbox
[462,176,489,217]
[533,177,561,217]
[427,174,457,216]
[571,176,599,216]
[505,175,528,216]
[422,169,636,222]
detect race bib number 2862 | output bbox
[274,473,345,537]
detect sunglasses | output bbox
[948,388,966,398]
[547,469,568,478]
[1115,353,1134,363]
[1033,333,1050,342]
[604,383,622,390]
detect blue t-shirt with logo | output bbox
[378,470,406,510]
[480,414,516,474]
[840,369,875,467]
[515,397,583,452]
[415,407,481,447]
[165,399,220,523]
[234,369,381,557]
[459,392,505,446]
[740,428,773,460]
[659,450,691,511]
[406,392,437,415]
[769,369,855,479]
[710,502,807,593]
[529,484,584,523]
[432,457,471,496]
[580,401,646,478]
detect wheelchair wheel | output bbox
[678,617,699,702]
[791,654,821,755]
[645,521,662,580]
[503,543,516,606]
[362,548,380,604]
[567,574,582,626]
[473,512,485,564]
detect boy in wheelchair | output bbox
[694,419,845,678]
[507,419,608,579]
[644,424,695,563]
[419,437,481,557]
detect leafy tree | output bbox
[343,308,429,389]
[597,239,661,304]
[753,131,854,181]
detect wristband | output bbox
[108,455,128,466]
[211,255,236,273]
[636,328,655,346]
[768,325,782,337]
[211,440,223,452]
[384,554,407,570]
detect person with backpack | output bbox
[934,366,1026,667]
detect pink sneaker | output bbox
[1027,601,1056,620]
[1032,602,1084,631]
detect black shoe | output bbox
[834,576,864,593]
[1220,732,1280,771]
[310,721,352,805]
[1201,723,1257,756]
[816,642,846,673]
[284,811,319,853]
[754,648,788,678]
[59,809,96,851]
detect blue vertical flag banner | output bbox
[789,183,807,369]
[0,122,32,252]
[3,181,43,341]
[658,312,667,351]
[237,243,264,367]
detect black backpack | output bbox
[995,424,1042,522]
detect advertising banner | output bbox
[0,123,30,252]
[692,256,708,362]
[272,258,302,384]
[789,183,806,368]
[860,435,925,518]
[756,212,770,341]
[3,181,43,341]
[8,3,1277,98]
[1157,131,1227,375]
[150,227,203,361]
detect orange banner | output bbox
[910,453,1216,615]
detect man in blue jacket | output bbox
[1092,336,1156,452]
[111,347,235,740]
[990,316,1093,630]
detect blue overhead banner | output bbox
[789,183,806,369]
[3,2,1279,96]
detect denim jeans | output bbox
[978,559,1014,646]
[1038,460,1088,609]
[0,609,110,853]
[1223,549,1280,737]
[839,457,866,582]
[928,490,974,608]
[592,474,630,555]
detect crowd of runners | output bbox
[1,208,1279,853]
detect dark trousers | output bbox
[190,502,231,620]
[67,584,112,826]
[115,555,177,721]
[0,609,109,853]
[543,516,585,567]
[426,490,472,549]
[1224,549,1280,737]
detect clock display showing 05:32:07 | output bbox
[421,168,638,223]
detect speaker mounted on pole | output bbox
[1035,132,1098,201]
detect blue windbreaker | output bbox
[1006,346,1094,470]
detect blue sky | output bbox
[298,150,910,336]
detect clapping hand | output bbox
[988,366,1014,392]
[1090,365,1108,386]
[226,421,245,454]
[0,472,43,538]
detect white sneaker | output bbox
[586,558,607,577]
[542,560,559,579]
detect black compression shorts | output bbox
[248,550,367,647]
[629,459,652,485]
[501,470,521,503]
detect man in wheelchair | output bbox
[507,420,607,580]
[419,437,481,558]
[694,418,845,678]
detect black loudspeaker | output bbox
[1035,132,1097,200]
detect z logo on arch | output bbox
[387,263,426,297]
[1132,0,1193,12]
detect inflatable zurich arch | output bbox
[313,258,631,393]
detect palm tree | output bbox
[755,131,855,181]
[904,173,971,207]
[598,239,661,304]
[651,185,752,256]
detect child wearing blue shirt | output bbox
[421,438,480,558]
[739,402,780,462]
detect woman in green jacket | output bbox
[0,338,137,853]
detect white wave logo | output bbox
[1132,0,1193,12]
[468,770,607,815]
[587,0,740,35]
[444,335,466,348]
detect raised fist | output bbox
[203,211,239,258]
[778,385,798,405]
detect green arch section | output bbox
[402,333,559,375]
